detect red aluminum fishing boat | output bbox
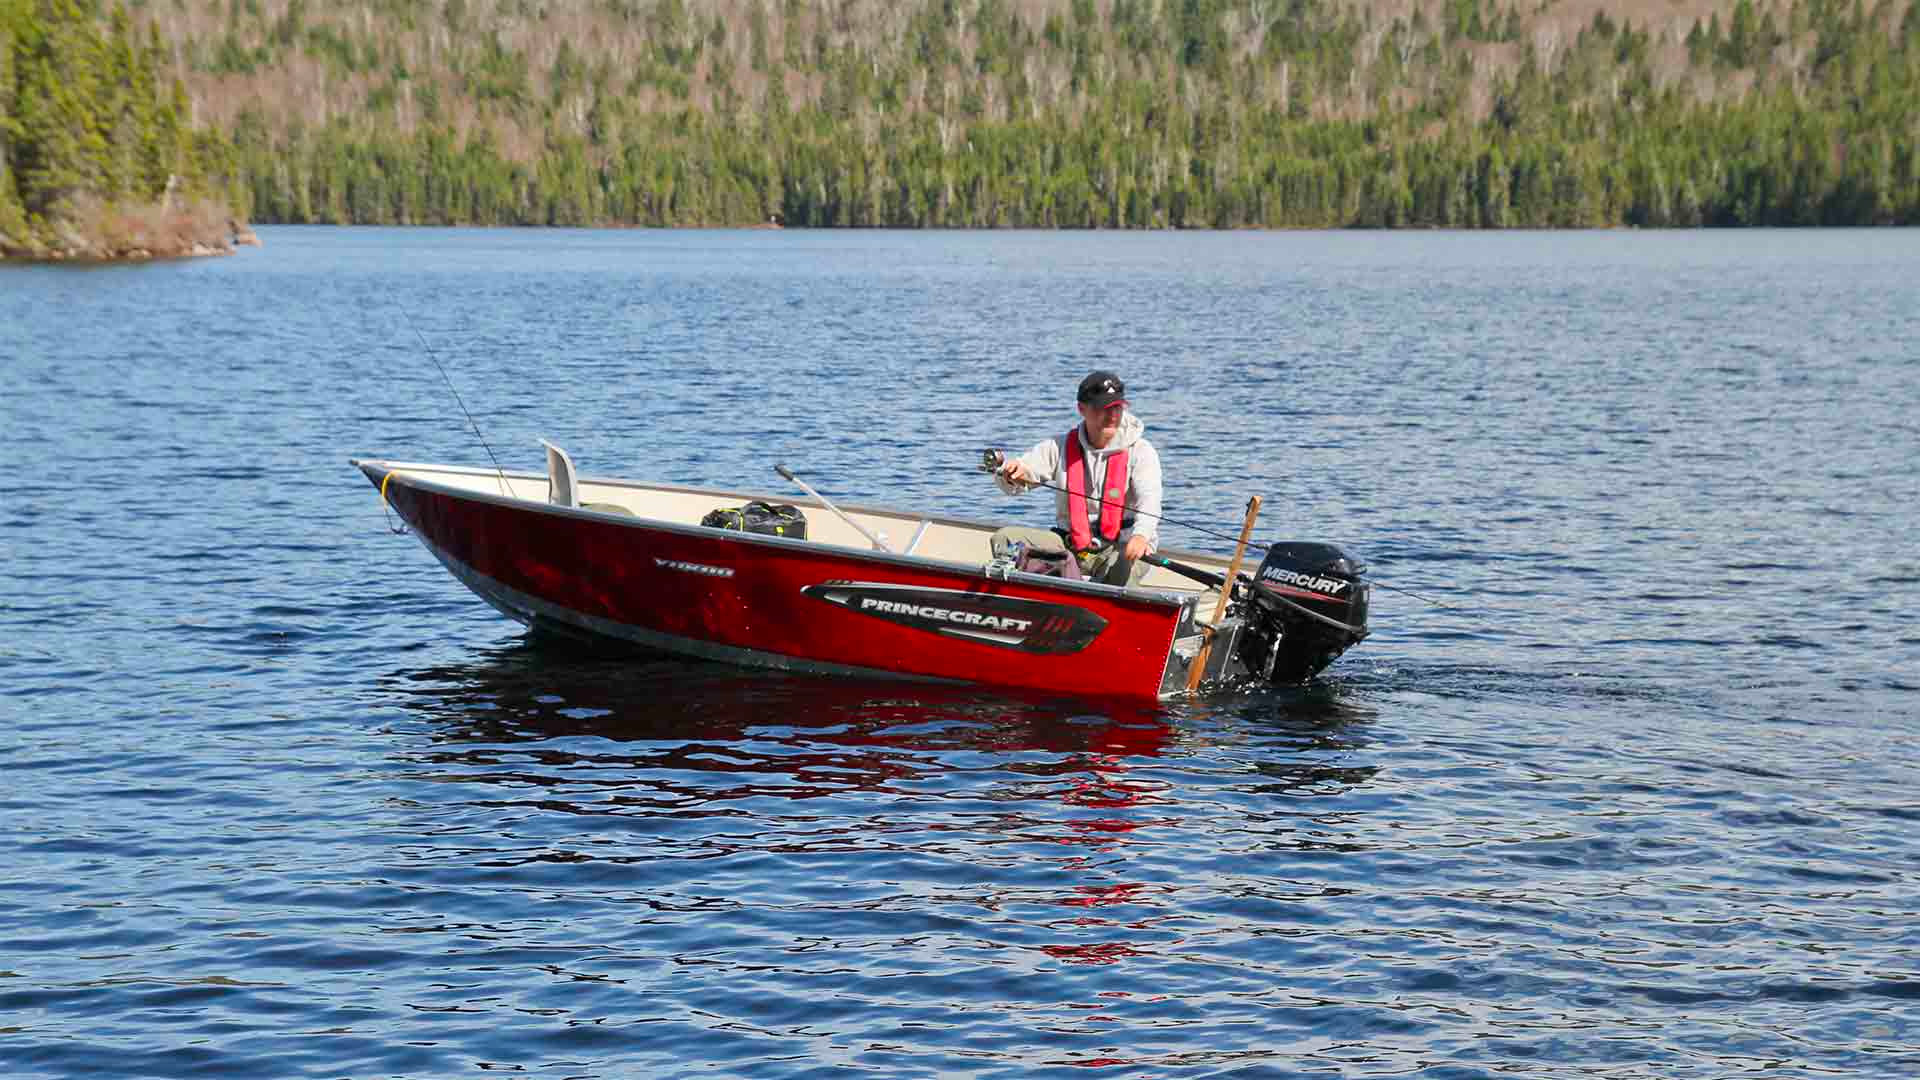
[353,444,1369,700]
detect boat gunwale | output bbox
[353,457,1199,611]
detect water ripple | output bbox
[3,229,1918,1078]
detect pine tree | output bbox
[13,3,109,220]
[0,1,25,239]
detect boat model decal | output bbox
[655,557,735,577]
[802,583,1107,654]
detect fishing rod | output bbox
[403,311,511,498]
[979,448,1253,548]
[776,464,893,552]
[980,447,1458,612]
[1137,551,1450,616]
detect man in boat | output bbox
[990,370,1163,586]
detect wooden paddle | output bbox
[1187,495,1261,692]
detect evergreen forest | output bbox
[1,0,239,255]
[12,0,1920,234]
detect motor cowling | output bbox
[1235,542,1370,684]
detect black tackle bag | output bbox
[1013,543,1083,580]
[701,500,808,540]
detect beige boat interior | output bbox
[377,449,1240,599]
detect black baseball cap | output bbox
[1077,370,1127,409]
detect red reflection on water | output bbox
[401,651,1179,766]
[1039,941,1148,965]
[1062,882,1150,908]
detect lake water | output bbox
[3,227,1918,1078]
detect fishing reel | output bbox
[979,448,1005,473]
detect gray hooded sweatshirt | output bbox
[994,410,1163,553]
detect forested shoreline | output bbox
[6,0,1917,241]
[1,0,245,259]
[194,0,1920,228]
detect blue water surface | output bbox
[2,227,1918,1078]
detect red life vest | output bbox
[1064,426,1130,552]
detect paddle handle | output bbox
[1187,495,1261,692]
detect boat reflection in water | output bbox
[380,642,1376,805]
[375,642,1381,1063]
[382,642,1183,790]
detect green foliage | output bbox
[1446,0,1509,42]
[76,0,1920,233]
[1,0,234,250]
[464,31,528,103]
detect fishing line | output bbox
[403,311,511,498]
[981,448,1454,611]
[1368,579,1457,610]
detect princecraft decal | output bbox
[655,558,735,577]
[802,583,1107,654]
[1258,566,1349,600]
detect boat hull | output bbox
[363,463,1190,700]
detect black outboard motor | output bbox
[1235,542,1370,683]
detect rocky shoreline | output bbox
[0,197,259,263]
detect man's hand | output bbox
[998,459,1033,485]
[1123,534,1151,561]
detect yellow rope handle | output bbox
[379,471,407,534]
